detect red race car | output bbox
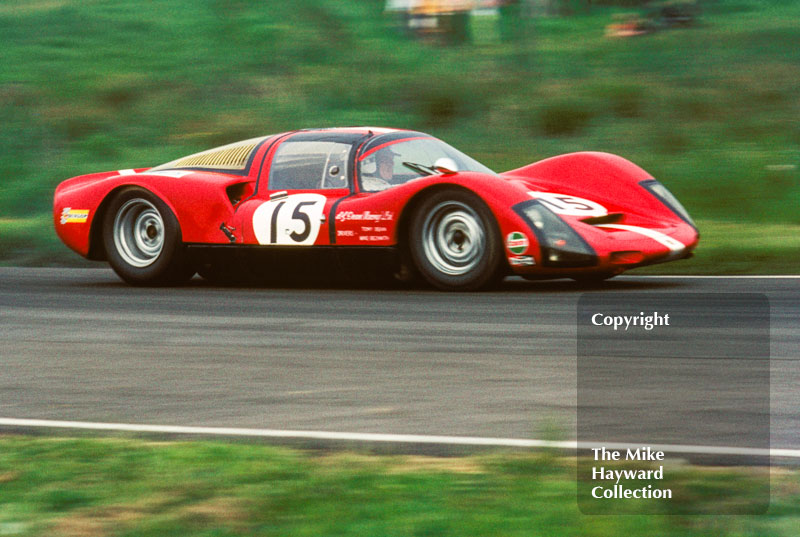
[53,127,698,290]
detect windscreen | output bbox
[358,137,495,192]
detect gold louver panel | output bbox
[153,137,266,172]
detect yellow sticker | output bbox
[60,208,89,224]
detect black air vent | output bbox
[581,213,624,225]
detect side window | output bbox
[269,141,350,190]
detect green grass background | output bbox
[0,436,796,537]
[0,0,798,272]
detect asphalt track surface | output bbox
[0,268,797,451]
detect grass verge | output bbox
[0,436,797,536]
[0,0,799,269]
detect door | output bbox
[232,135,356,246]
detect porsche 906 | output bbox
[53,127,698,290]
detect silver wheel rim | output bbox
[113,198,164,268]
[421,201,486,276]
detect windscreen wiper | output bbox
[402,161,437,176]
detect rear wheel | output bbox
[409,189,504,291]
[102,188,194,285]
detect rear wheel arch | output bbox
[88,185,129,260]
[89,183,181,260]
[101,186,193,285]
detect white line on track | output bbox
[621,275,800,279]
[1,418,797,458]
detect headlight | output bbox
[640,179,696,229]
[515,201,597,267]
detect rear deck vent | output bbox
[150,136,267,172]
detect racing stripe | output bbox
[147,170,194,178]
[597,224,685,258]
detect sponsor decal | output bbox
[509,255,536,267]
[252,193,327,246]
[335,210,394,223]
[60,208,89,225]
[506,231,529,255]
[528,191,607,217]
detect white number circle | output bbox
[528,191,607,217]
[253,194,327,246]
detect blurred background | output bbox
[1,0,797,272]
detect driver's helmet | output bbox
[375,147,398,181]
[361,146,399,191]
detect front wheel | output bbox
[409,189,504,291]
[102,188,194,285]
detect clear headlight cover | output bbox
[515,201,597,268]
[640,179,696,228]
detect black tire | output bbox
[102,188,194,285]
[409,188,504,291]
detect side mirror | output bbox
[433,157,458,175]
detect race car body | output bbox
[53,127,698,290]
